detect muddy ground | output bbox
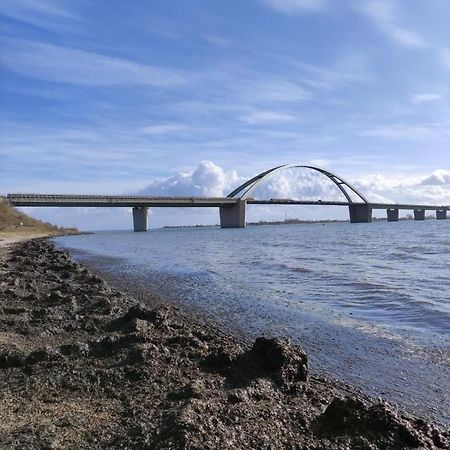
[0,238,448,449]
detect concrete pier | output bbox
[436,209,447,220]
[220,200,246,228]
[349,204,372,223]
[387,208,399,222]
[132,206,148,231]
[413,209,425,221]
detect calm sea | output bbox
[54,220,450,424]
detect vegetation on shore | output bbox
[0,198,77,238]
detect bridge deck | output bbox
[5,194,448,211]
[6,194,237,208]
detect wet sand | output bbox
[1,238,449,449]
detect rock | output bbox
[167,380,205,401]
[59,342,90,357]
[124,318,153,334]
[320,397,423,448]
[125,343,157,365]
[46,290,66,305]
[89,336,122,357]
[251,337,308,387]
[26,347,62,365]
[201,346,241,374]
[227,389,248,404]
[125,304,170,327]
[0,346,27,368]
[110,305,170,332]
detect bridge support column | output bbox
[220,200,246,228]
[413,209,425,221]
[132,206,148,231]
[386,208,399,222]
[349,204,372,223]
[436,209,447,220]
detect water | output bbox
[53,220,450,424]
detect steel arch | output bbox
[227,165,368,203]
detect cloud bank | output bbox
[138,162,450,206]
[138,161,240,197]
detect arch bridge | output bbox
[6,165,449,231]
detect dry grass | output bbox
[0,198,78,237]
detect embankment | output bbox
[0,238,448,449]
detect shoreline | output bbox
[60,233,449,427]
[1,237,449,448]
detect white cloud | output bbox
[257,0,328,14]
[421,169,450,186]
[353,171,450,205]
[0,39,189,87]
[411,93,442,104]
[239,110,296,125]
[138,161,240,197]
[357,0,427,48]
[138,163,450,208]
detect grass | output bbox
[0,197,78,237]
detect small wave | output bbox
[291,267,313,273]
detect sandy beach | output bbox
[0,236,449,449]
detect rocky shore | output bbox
[0,238,449,449]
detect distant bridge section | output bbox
[6,194,237,208]
[6,164,449,231]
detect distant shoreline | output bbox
[163,215,423,229]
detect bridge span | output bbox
[6,165,449,231]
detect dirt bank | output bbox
[0,239,448,449]
[0,198,78,247]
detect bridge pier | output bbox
[413,209,425,221]
[220,200,246,228]
[386,208,399,222]
[132,206,148,231]
[436,209,447,220]
[349,204,372,223]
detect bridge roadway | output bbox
[5,193,449,231]
[5,193,449,210]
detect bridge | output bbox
[6,165,448,231]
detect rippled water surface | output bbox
[54,220,450,423]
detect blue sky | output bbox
[1,0,449,229]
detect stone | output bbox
[251,337,308,387]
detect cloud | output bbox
[353,171,450,205]
[411,93,442,104]
[239,110,296,125]
[0,0,78,31]
[257,0,328,14]
[137,161,240,197]
[248,167,347,201]
[0,38,189,87]
[420,169,450,186]
[357,0,427,48]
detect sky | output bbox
[1,0,449,230]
